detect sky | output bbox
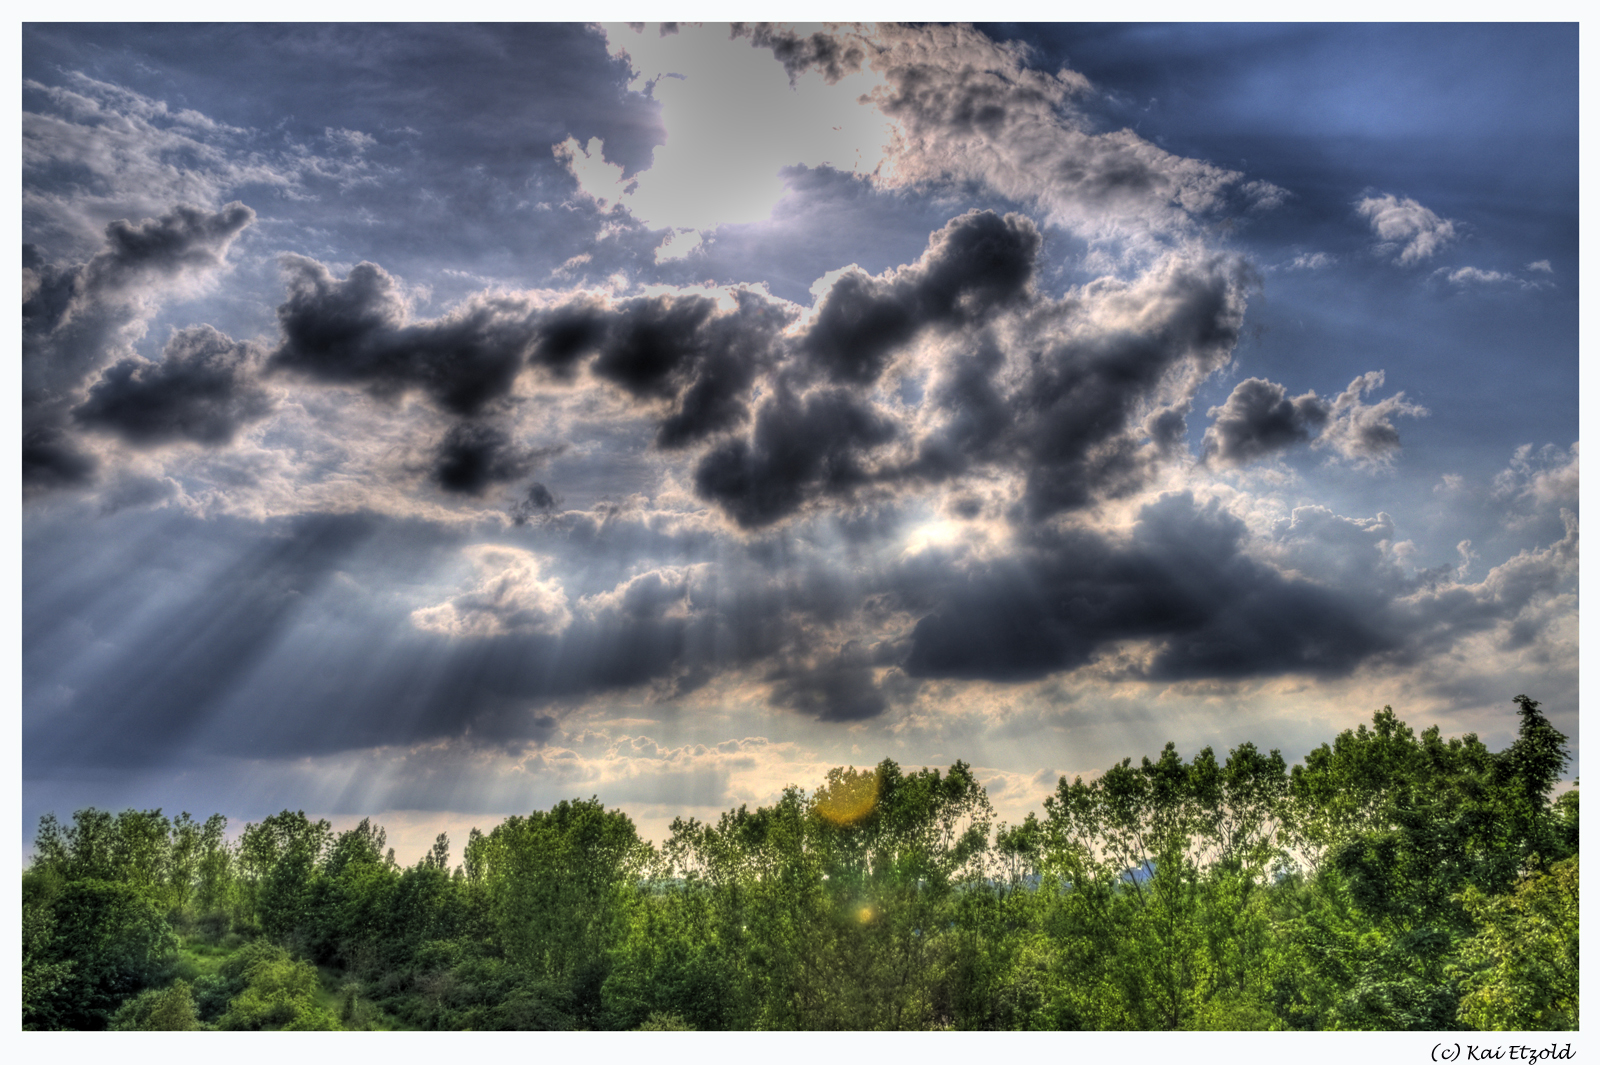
[20,22,1579,862]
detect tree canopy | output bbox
[21,695,1577,1032]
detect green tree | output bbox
[245,810,333,945]
[483,798,649,991]
[1490,695,1573,873]
[1272,697,1572,1030]
[36,879,178,1029]
[111,808,173,898]
[21,893,75,1030]
[1455,856,1579,1030]
[424,832,451,871]
[166,813,202,918]
[1040,740,1288,1029]
[193,813,236,929]
[1285,706,1437,872]
[600,883,737,1031]
[659,759,993,1030]
[304,816,399,972]
[807,760,993,1029]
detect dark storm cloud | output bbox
[678,226,1248,529]
[1014,255,1252,517]
[270,255,538,417]
[904,251,1254,519]
[532,288,796,448]
[909,334,1011,484]
[693,385,899,528]
[677,210,1042,528]
[21,425,98,489]
[23,203,257,404]
[270,251,799,449]
[800,210,1039,384]
[899,487,1579,691]
[255,210,1237,534]
[526,294,608,373]
[731,22,867,85]
[73,325,273,447]
[430,421,545,496]
[767,642,889,723]
[901,492,1391,683]
[577,297,715,396]
[521,209,1038,461]
[511,482,559,525]
[84,202,258,294]
[22,202,257,488]
[1201,376,1331,466]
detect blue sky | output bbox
[21,22,1578,858]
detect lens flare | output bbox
[813,766,880,827]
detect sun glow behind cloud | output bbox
[563,23,893,243]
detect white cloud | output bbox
[1281,251,1335,271]
[23,72,384,256]
[1314,371,1428,466]
[859,23,1282,244]
[1441,266,1514,286]
[411,545,573,638]
[325,127,377,152]
[1355,193,1458,265]
[1433,265,1552,291]
[579,565,705,621]
[1240,179,1289,212]
[1494,442,1579,507]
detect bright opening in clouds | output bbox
[565,24,892,240]
[22,23,1577,861]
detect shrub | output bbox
[109,980,204,1031]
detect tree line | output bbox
[21,695,1578,1031]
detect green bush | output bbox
[109,980,204,1031]
[214,948,340,1030]
[33,879,177,1029]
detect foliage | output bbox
[30,878,178,1029]
[19,695,1576,1032]
[1455,856,1579,1030]
[211,939,340,1030]
[1039,739,1288,1029]
[21,893,75,1030]
[480,798,648,984]
[109,979,204,1031]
